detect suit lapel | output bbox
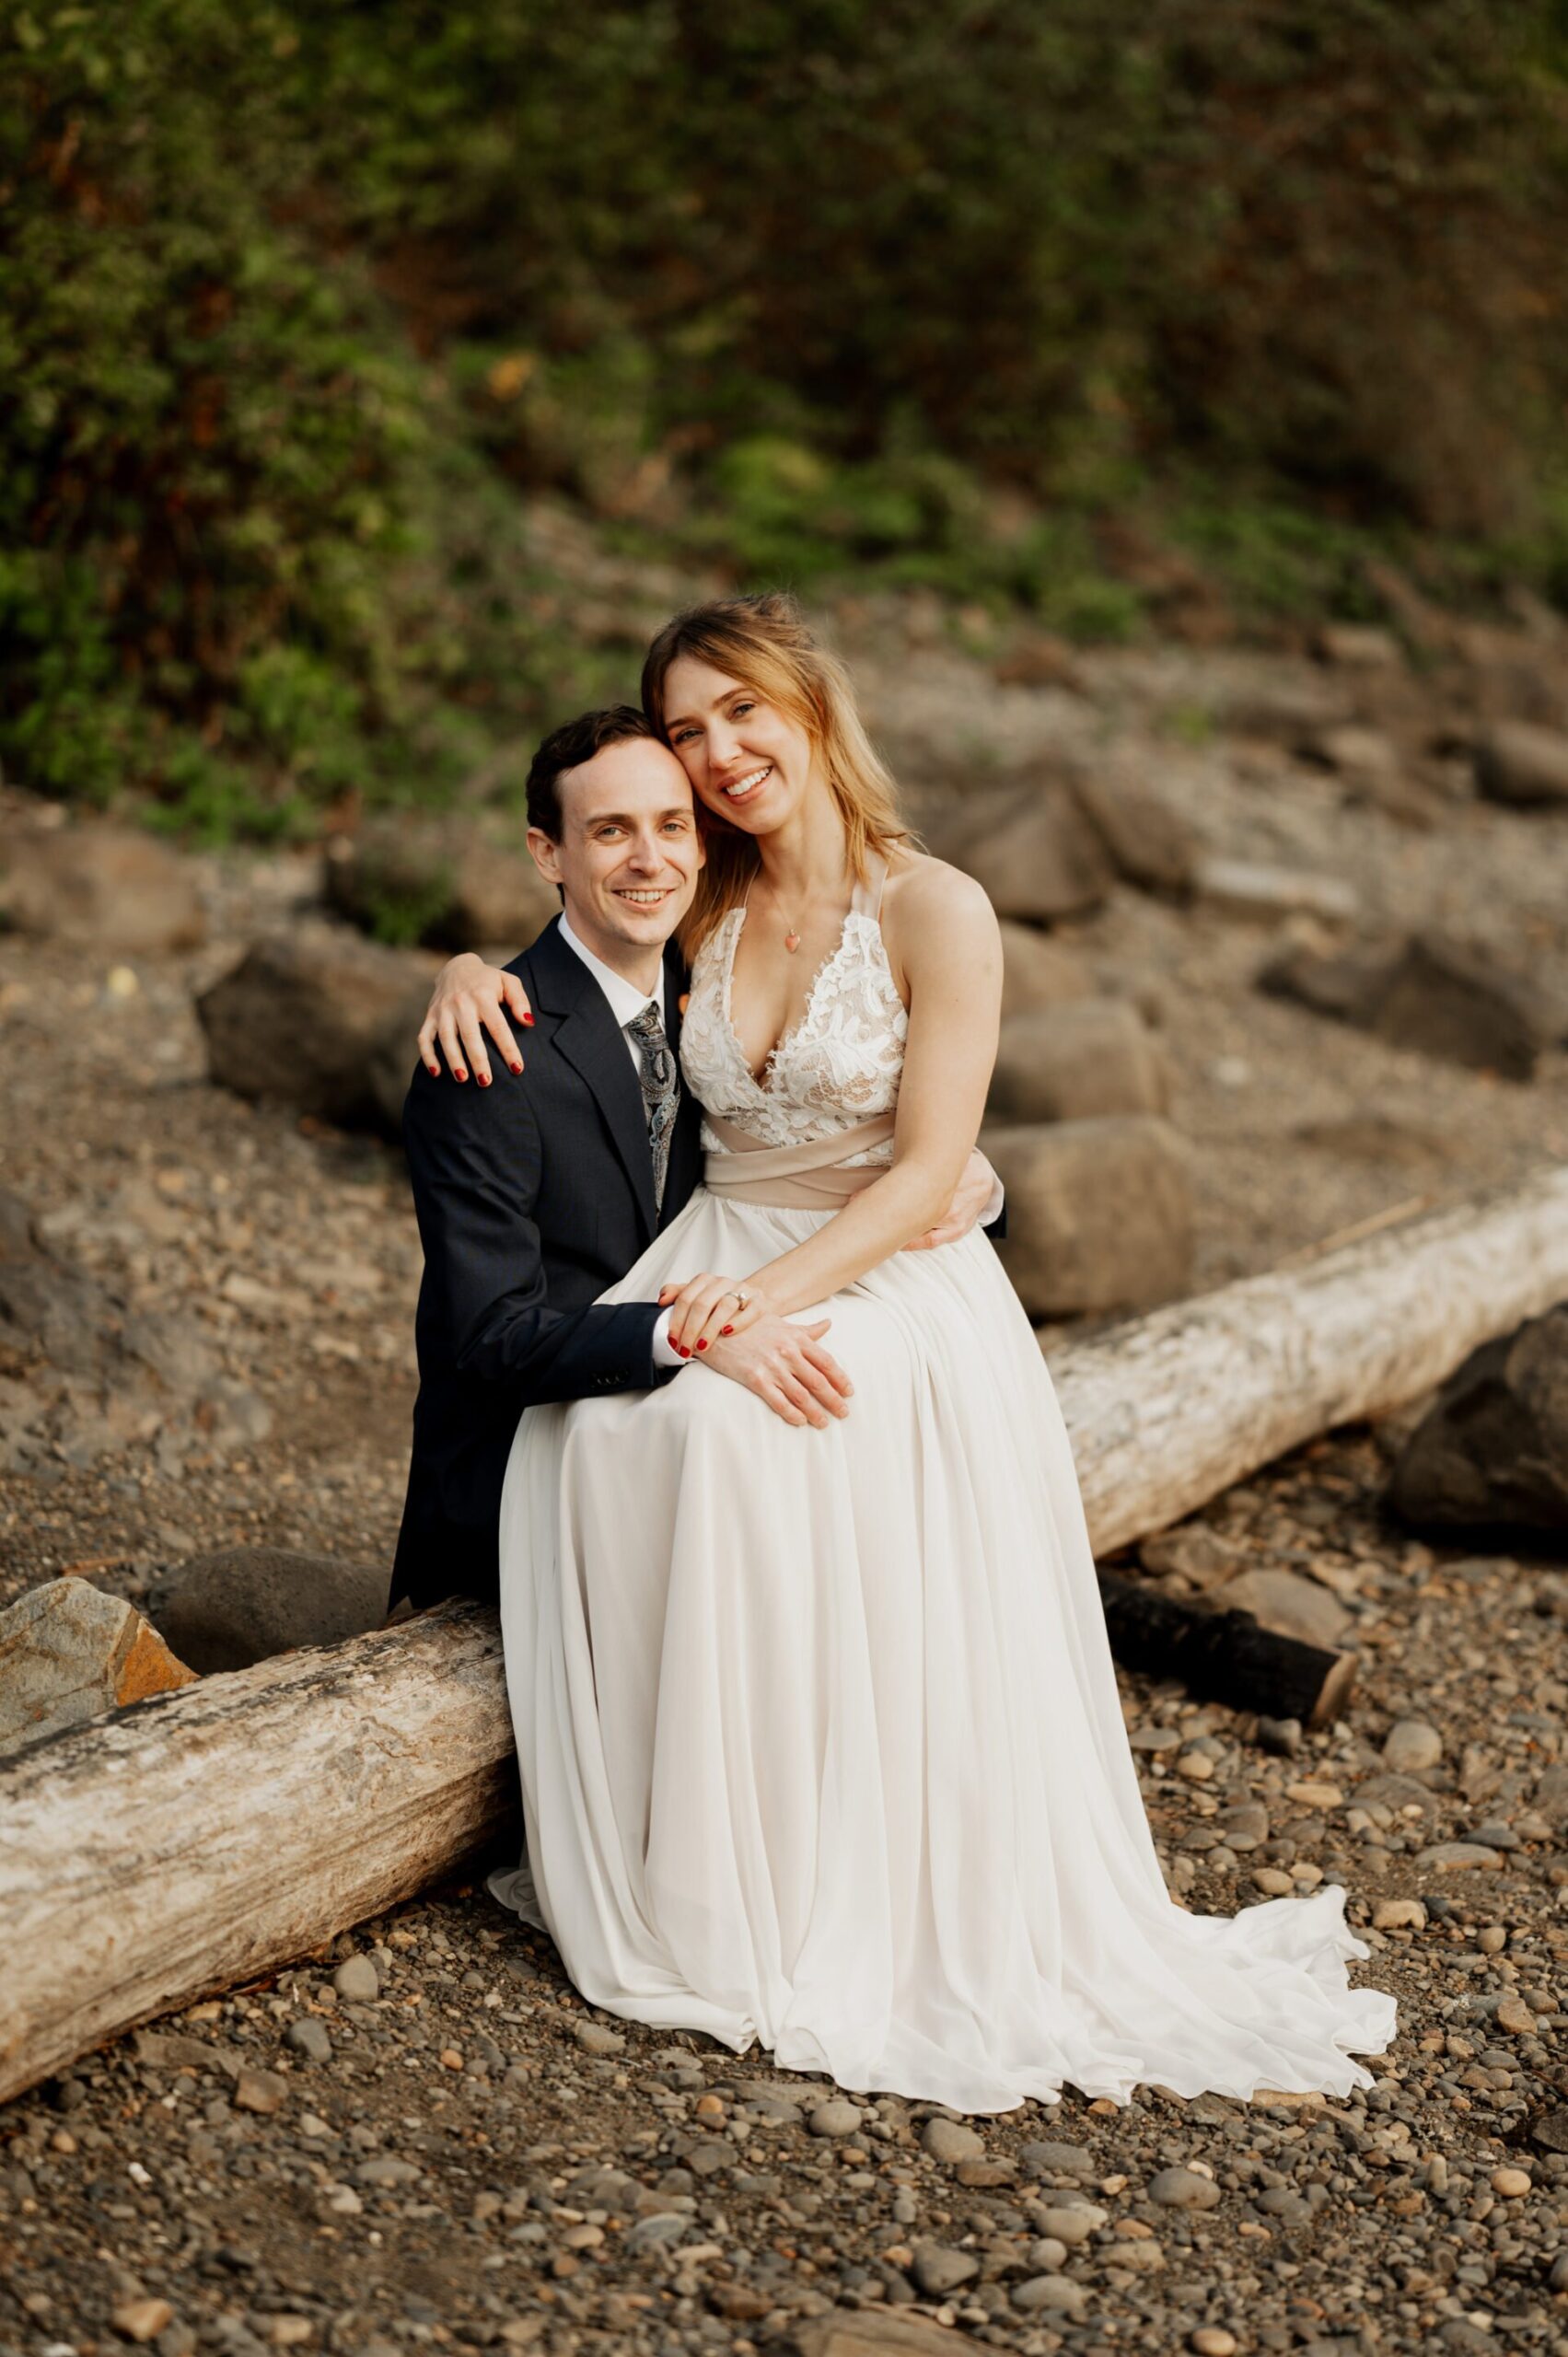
[531,923,659,1243]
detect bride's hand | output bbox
[416,954,533,1085]
[657,1273,772,1357]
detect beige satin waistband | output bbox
[703,1111,896,1209]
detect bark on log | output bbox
[1054,1164,1568,1558]
[0,1603,516,2106]
[1097,1573,1355,1730]
[4,1166,1568,2105]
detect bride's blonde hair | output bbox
[640,591,914,962]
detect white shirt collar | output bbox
[556,911,664,1031]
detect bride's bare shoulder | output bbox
[882,846,998,936]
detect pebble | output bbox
[1251,1867,1295,1896]
[111,2300,174,2343]
[1491,2166,1532,2198]
[1027,2236,1068,2270]
[922,2116,985,2164]
[1382,1718,1443,1772]
[1021,2140,1095,2177]
[910,2244,979,2295]
[230,2069,286,2115]
[1551,2253,1568,2293]
[1285,1779,1343,1807]
[1413,1841,1505,1872]
[354,2156,422,2188]
[1148,2166,1222,2211]
[573,2020,625,2057]
[1033,2203,1105,2245]
[283,2017,332,2064]
[807,2099,863,2139]
[1371,1898,1427,1931]
[1494,1995,1536,2035]
[1191,2333,1237,2357]
[1011,2273,1088,2315]
[331,1955,379,2003]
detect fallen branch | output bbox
[4,1166,1567,2104]
[1097,1573,1354,1729]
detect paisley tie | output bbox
[626,1003,679,1215]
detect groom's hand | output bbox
[901,1145,1001,1251]
[701,1317,853,1430]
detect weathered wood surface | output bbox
[1053,1164,1568,1558]
[0,1602,516,2105]
[5,1167,1567,2105]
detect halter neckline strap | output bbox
[852,851,889,922]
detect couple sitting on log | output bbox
[390,589,1398,2115]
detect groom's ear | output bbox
[528,826,564,888]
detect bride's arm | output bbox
[663,865,1003,1354]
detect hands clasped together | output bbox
[660,1278,854,1431]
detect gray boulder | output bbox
[0,1580,196,1756]
[984,1117,1194,1318]
[1475,721,1568,808]
[0,824,205,954]
[196,929,436,1134]
[148,1547,391,1673]
[944,783,1113,923]
[1260,928,1556,1081]
[988,1001,1172,1124]
[324,819,557,952]
[1067,769,1198,897]
[997,921,1094,1020]
[1388,1306,1568,1536]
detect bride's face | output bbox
[660,656,818,837]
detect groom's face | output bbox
[528,737,703,964]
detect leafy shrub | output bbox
[3,0,1567,834]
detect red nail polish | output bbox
[510,1062,523,1076]
[677,1345,691,1358]
[719,1325,734,1336]
[428,1063,440,1077]
[522,1012,536,1028]
[454,1067,467,1082]
[695,1339,708,1351]
[477,1073,490,1087]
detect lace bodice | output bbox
[679,857,908,1162]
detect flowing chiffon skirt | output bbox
[488,1190,1397,2114]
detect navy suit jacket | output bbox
[390,917,703,1615]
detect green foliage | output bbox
[3,0,1567,836]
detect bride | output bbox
[418,591,1397,2113]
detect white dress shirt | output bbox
[556,913,685,1369]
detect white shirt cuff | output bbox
[982,1173,1005,1226]
[650,1306,685,1370]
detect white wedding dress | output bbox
[488,859,1398,2113]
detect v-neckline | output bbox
[722,898,862,1094]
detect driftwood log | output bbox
[1051,1163,1568,1556]
[0,1604,517,2105]
[3,1165,1568,2103]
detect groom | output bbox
[390,703,1000,1618]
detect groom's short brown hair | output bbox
[526,705,657,841]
